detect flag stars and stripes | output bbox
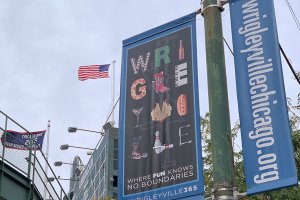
[78,64,110,81]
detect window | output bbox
[113,160,118,170]
[113,149,118,159]
[114,139,118,148]
[113,175,118,187]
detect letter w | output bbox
[242,0,258,14]
[131,52,151,74]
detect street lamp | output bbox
[87,150,94,156]
[54,161,85,167]
[60,144,95,151]
[48,176,79,182]
[47,176,78,200]
[68,127,104,135]
[54,161,71,166]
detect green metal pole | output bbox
[0,117,8,197]
[202,0,234,198]
[27,133,33,200]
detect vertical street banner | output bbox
[229,0,298,195]
[118,13,204,200]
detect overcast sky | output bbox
[0,0,299,193]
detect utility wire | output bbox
[223,36,300,86]
[104,97,120,126]
[284,0,300,33]
[95,97,120,148]
[279,44,300,85]
[223,37,234,56]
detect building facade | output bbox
[69,126,118,200]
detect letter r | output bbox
[155,46,171,67]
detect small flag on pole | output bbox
[1,130,46,150]
[78,64,110,81]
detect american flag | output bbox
[78,64,110,81]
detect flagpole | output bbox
[111,60,116,127]
[43,120,50,199]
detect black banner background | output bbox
[124,26,198,195]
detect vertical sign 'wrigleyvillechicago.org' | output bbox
[118,13,204,200]
[229,0,298,195]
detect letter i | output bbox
[178,40,184,60]
[154,131,162,154]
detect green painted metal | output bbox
[27,135,33,200]
[0,110,69,200]
[202,0,235,198]
[0,160,42,200]
[0,117,8,197]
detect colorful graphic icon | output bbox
[132,107,143,127]
[151,100,172,122]
[130,136,148,160]
[153,131,173,154]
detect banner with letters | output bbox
[229,0,298,195]
[1,130,46,150]
[118,13,204,200]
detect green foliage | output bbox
[202,89,300,199]
[201,113,213,196]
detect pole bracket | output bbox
[200,0,228,15]
[206,187,247,199]
[213,187,234,200]
[233,187,247,199]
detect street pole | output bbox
[201,0,234,199]
[43,120,51,199]
[60,188,62,200]
[111,60,116,127]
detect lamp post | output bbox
[68,122,112,135]
[47,176,78,200]
[60,144,95,151]
[48,177,79,182]
[67,126,108,155]
[54,161,85,167]
[68,127,104,135]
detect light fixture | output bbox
[87,150,94,156]
[54,161,85,167]
[60,144,95,151]
[47,177,78,182]
[68,127,104,135]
